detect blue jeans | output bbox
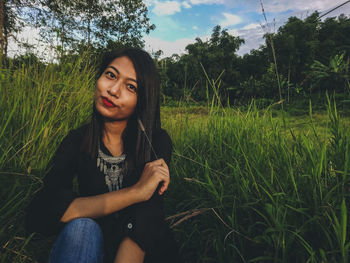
[49,218,104,263]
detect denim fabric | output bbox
[49,218,104,263]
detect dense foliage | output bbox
[0,0,154,62]
[157,12,350,104]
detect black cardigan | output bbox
[25,124,181,263]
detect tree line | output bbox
[1,2,349,104]
[157,12,350,105]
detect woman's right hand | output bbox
[134,158,170,202]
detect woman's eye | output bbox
[105,71,116,79]
[127,84,137,92]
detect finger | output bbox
[159,179,170,195]
[148,158,168,169]
[154,171,169,185]
[156,171,170,184]
[148,158,164,167]
[158,188,164,195]
[159,158,168,169]
[160,171,170,185]
[151,165,169,175]
[158,183,166,195]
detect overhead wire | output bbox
[319,0,350,18]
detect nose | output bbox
[108,81,121,98]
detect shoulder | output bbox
[64,123,89,141]
[55,123,89,153]
[70,123,89,138]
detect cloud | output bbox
[182,1,191,8]
[144,35,196,57]
[242,23,260,30]
[236,27,265,56]
[142,0,153,7]
[258,0,347,13]
[237,32,265,56]
[227,28,239,36]
[192,25,198,30]
[220,13,242,27]
[7,27,57,61]
[245,0,350,16]
[152,1,181,16]
[189,0,225,5]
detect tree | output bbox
[28,0,80,58]
[265,12,320,85]
[27,0,155,58]
[311,52,350,94]
[318,14,350,64]
[0,0,6,64]
[94,0,155,48]
[0,0,35,65]
[162,25,244,103]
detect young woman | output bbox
[25,48,181,263]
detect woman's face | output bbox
[95,56,138,121]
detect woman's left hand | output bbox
[134,158,170,201]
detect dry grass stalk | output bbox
[2,242,36,262]
[166,208,211,228]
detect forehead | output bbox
[107,56,137,80]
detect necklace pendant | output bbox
[105,175,112,192]
[97,140,126,192]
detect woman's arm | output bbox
[60,158,170,222]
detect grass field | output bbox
[1,60,349,262]
[163,104,350,262]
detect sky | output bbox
[142,0,350,57]
[8,0,350,59]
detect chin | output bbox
[96,104,134,121]
[100,110,130,122]
[103,116,130,122]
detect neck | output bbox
[102,119,128,145]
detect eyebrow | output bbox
[106,65,137,84]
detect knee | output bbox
[65,218,101,231]
[50,218,104,263]
[61,218,103,244]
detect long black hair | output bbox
[81,47,161,179]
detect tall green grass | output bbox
[0,57,94,262]
[0,57,94,171]
[0,59,349,262]
[163,96,349,262]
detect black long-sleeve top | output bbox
[25,124,180,263]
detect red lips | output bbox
[102,97,116,107]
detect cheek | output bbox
[127,95,138,112]
[94,79,105,96]
[95,78,104,93]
